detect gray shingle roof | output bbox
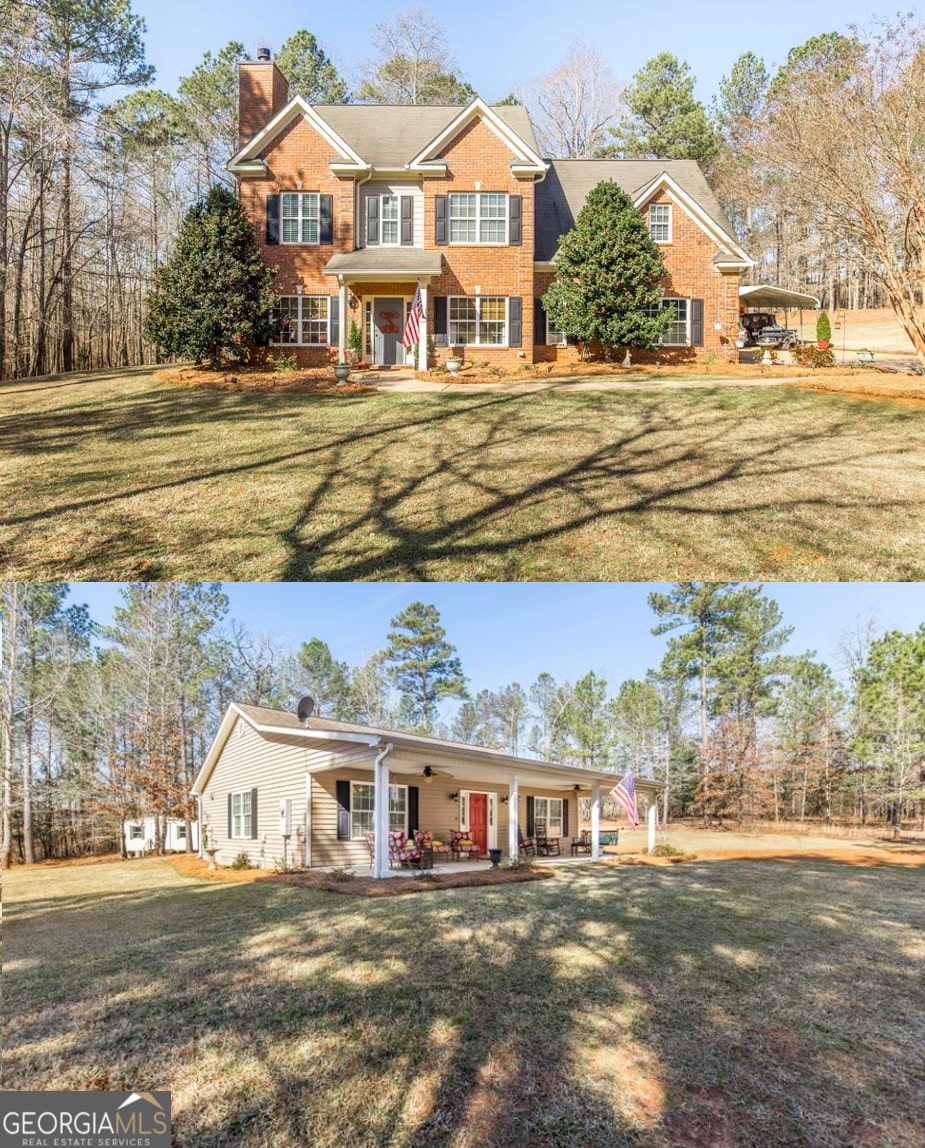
[535,159,740,263]
[314,104,540,168]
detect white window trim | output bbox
[648,203,672,244]
[533,796,565,838]
[128,824,144,840]
[448,295,509,347]
[546,314,567,346]
[448,192,509,245]
[350,780,408,841]
[648,297,690,346]
[273,295,331,347]
[377,194,401,246]
[281,191,321,246]
[230,789,253,839]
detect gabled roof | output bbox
[535,159,750,265]
[228,98,542,175]
[192,702,663,796]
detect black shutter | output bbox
[562,799,569,837]
[330,295,340,349]
[266,194,280,245]
[526,795,535,838]
[228,793,233,838]
[508,297,522,347]
[435,195,447,245]
[509,195,522,245]
[250,787,258,838]
[401,196,413,245]
[336,780,351,840]
[534,297,547,345]
[691,298,704,346]
[408,786,419,833]
[366,196,379,246]
[320,194,333,245]
[433,297,448,346]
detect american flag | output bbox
[402,284,423,349]
[609,773,639,828]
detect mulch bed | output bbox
[154,365,372,394]
[275,865,556,897]
[169,854,277,883]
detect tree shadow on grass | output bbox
[4,858,924,1146]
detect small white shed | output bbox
[123,816,199,856]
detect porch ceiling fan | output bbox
[560,783,588,793]
[422,764,453,784]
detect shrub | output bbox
[816,310,832,343]
[348,320,362,362]
[471,356,489,369]
[651,841,683,857]
[325,867,356,883]
[811,347,835,368]
[272,353,298,373]
[229,852,253,870]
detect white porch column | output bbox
[590,784,602,861]
[372,744,392,879]
[417,280,428,372]
[647,801,657,855]
[338,278,348,362]
[507,775,519,861]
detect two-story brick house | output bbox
[229,53,752,370]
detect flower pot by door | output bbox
[333,364,351,383]
[488,848,502,868]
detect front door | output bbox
[373,297,403,365]
[468,793,488,856]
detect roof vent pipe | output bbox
[256,45,271,62]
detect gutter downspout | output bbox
[372,741,394,879]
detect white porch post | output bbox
[647,800,657,855]
[372,744,392,879]
[338,278,348,362]
[591,784,602,861]
[417,280,428,372]
[508,775,519,861]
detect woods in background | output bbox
[2,581,923,863]
[2,2,921,379]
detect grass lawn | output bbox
[2,366,925,579]
[4,851,924,1147]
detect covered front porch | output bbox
[324,250,442,371]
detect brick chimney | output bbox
[238,51,290,149]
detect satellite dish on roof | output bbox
[297,696,315,723]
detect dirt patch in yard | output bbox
[275,865,555,897]
[792,373,925,403]
[155,365,372,394]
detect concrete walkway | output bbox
[363,372,801,393]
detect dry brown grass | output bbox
[4,364,925,580]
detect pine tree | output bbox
[384,602,467,732]
[144,185,276,368]
[542,181,672,357]
[276,30,348,103]
[296,638,351,717]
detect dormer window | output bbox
[648,204,672,243]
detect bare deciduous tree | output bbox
[521,43,623,158]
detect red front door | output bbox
[468,793,488,855]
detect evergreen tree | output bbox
[144,185,276,368]
[384,602,467,732]
[276,30,348,103]
[176,41,244,189]
[566,671,612,768]
[349,652,395,728]
[356,6,472,105]
[776,654,846,823]
[296,637,351,717]
[605,53,719,168]
[528,672,574,761]
[542,181,672,357]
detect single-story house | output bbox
[123,816,199,856]
[191,702,661,877]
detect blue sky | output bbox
[132,0,889,102]
[69,583,924,692]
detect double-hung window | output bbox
[645,298,689,345]
[546,314,567,346]
[449,296,507,346]
[533,797,564,837]
[648,203,672,243]
[231,791,253,838]
[350,782,408,839]
[275,296,330,345]
[281,192,320,244]
[449,193,508,244]
[380,195,399,245]
[128,824,143,840]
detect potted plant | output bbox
[333,361,351,383]
[816,310,832,349]
[347,320,362,365]
[488,847,502,868]
[445,349,463,376]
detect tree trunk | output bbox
[1,584,19,867]
[60,56,75,373]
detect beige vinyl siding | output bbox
[201,717,338,868]
[359,181,424,249]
